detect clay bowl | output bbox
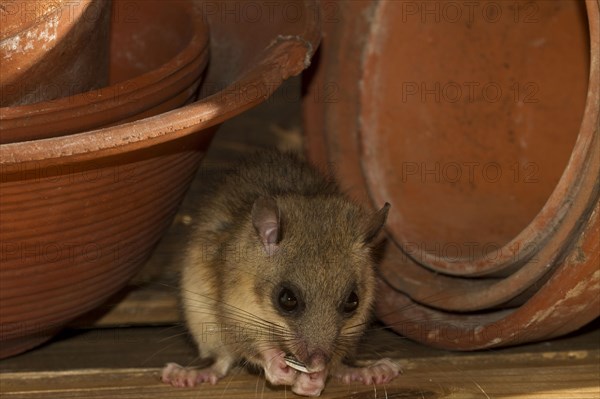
[0,0,210,144]
[304,0,598,349]
[0,0,320,359]
[0,0,111,106]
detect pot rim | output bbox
[0,1,320,169]
[375,0,599,313]
[0,2,209,121]
[0,0,87,41]
[364,0,600,275]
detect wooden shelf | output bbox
[2,324,599,398]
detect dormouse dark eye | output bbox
[278,288,298,312]
[343,291,359,314]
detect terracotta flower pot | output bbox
[0,0,112,106]
[0,0,209,144]
[304,0,598,349]
[0,0,320,359]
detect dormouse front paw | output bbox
[161,362,224,387]
[262,349,299,386]
[332,358,401,385]
[292,369,328,397]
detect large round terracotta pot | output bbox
[304,0,598,349]
[0,0,210,144]
[0,0,320,359]
[0,0,112,106]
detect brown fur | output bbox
[179,150,389,380]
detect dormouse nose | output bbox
[306,349,330,372]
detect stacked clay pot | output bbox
[304,0,599,349]
[0,0,320,358]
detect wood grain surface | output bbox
[1,324,599,398]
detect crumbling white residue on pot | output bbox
[1,14,59,59]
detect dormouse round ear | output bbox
[363,202,391,244]
[251,196,280,255]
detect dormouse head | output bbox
[249,195,390,372]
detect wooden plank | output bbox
[69,286,180,327]
[3,324,599,370]
[2,358,598,398]
[1,326,599,398]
